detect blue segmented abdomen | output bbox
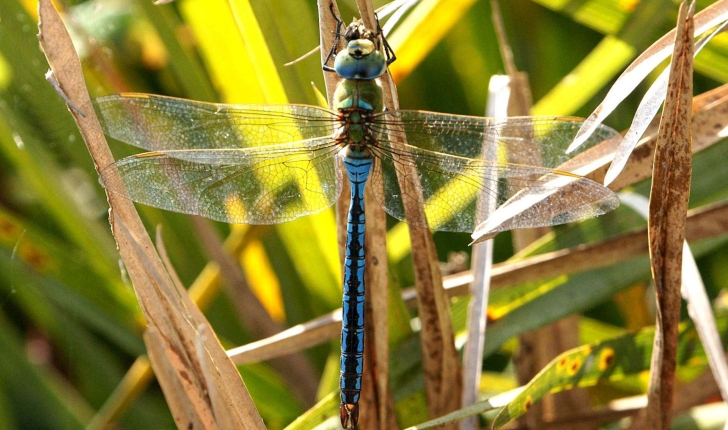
[340,155,373,416]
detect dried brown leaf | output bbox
[379,43,462,430]
[37,1,265,428]
[196,324,265,430]
[373,9,463,426]
[360,184,396,430]
[644,2,694,429]
[145,328,216,430]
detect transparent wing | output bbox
[93,93,338,151]
[369,112,621,233]
[100,138,342,224]
[372,111,620,168]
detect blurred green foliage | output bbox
[1,0,728,428]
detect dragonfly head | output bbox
[334,22,387,80]
[343,21,373,44]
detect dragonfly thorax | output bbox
[334,108,375,159]
[334,78,383,112]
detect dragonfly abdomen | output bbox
[329,11,391,429]
[339,155,372,429]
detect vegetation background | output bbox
[1,0,728,428]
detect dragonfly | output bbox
[93,8,620,429]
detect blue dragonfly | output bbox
[93,10,620,429]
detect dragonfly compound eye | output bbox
[334,40,387,80]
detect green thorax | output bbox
[333,79,383,153]
[333,78,384,112]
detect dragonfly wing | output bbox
[93,94,337,151]
[371,145,486,232]
[101,138,342,224]
[471,173,619,242]
[370,142,618,234]
[373,111,621,172]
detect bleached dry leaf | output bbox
[228,310,341,365]
[584,84,728,191]
[462,74,512,429]
[680,244,728,405]
[569,0,728,153]
[604,20,728,185]
[471,170,620,243]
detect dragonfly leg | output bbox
[323,3,346,72]
[374,14,396,66]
